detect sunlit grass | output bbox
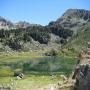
[0,75,60,90]
[0,51,76,90]
[0,51,44,62]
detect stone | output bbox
[73,42,90,90]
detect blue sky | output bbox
[0,0,90,25]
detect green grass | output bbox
[0,23,89,90]
[0,53,76,76]
[61,25,90,57]
[0,51,76,90]
[0,51,43,62]
[0,75,60,90]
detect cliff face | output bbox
[74,64,90,90]
[73,42,90,90]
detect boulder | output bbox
[73,42,90,90]
[14,72,24,79]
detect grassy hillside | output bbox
[61,24,90,57]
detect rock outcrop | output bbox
[72,42,90,90]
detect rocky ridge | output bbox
[0,9,90,31]
[49,9,90,34]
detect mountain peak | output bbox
[58,9,90,21]
[49,9,90,33]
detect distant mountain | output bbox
[0,9,90,52]
[15,21,41,29]
[0,17,41,30]
[49,9,90,34]
[15,21,31,29]
[0,9,90,31]
[0,16,14,30]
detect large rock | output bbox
[74,64,90,90]
[73,42,90,90]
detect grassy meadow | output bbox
[0,51,76,90]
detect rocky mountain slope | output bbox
[0,9,90,31]
[0,9,90,52]
[49,9,90,34]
